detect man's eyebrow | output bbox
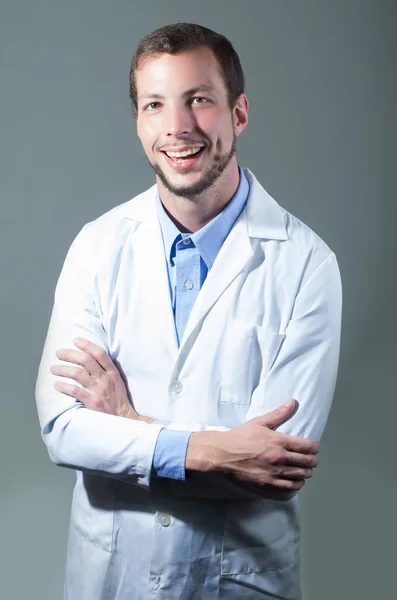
[138,85,218,102]
[182,85,218,97]
[138,92,164,101]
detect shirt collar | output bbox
[156,168,249,270]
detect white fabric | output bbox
[36,168,342,599]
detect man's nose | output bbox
[163,106,193,137]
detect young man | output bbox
[36,23,342,600]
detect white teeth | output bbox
[165,147,202,158]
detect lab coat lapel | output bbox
[178,211,253,349]
[123,189,179,360]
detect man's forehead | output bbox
[135,50,225,100]
[136,48,221,77]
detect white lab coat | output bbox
[35,168,342,600]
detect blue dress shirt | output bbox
[152,169,250,479]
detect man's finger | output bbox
[51,364,94,390]
[276,467,313,480]
[281,434,320,455]
[284,451,319,468]
[55,348,103,378]
[54,380,92,405]
[73,338,115,372]
[270,478,305,491]
[254,399,296,429]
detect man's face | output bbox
[135,47,245,198]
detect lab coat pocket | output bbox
[69,472,117,553]
[221,498,300,574]
[221,320,285,405]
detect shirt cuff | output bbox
[152,428,191,480]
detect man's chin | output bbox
[155,168,213,198]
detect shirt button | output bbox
[185,280,194,290]
[157,512,172,527]
[169,380,183,394]
[183,237,191,245]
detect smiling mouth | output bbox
[162,147,205,162]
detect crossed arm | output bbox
[36,227,341,499]
[51,337,318,498]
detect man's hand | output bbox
[186,399,319,491]
[50,338,153,422]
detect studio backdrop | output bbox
[0,1,395,599]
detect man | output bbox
[36,23,342,600]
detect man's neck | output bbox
[156,162,241,233]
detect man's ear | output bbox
[233,93,249,137]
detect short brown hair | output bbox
[129,22,245,113]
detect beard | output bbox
[148,132,237,199]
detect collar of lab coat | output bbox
[120,168,289,242]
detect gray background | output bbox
[1,1,396,598]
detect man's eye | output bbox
[191,97,209,104]
[146,102,161,110]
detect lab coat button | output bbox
[157,512,171,527]
[169,380,183,394]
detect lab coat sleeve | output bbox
[247,251,342,438]
[35,225,164,489]
[169,252,342,499]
